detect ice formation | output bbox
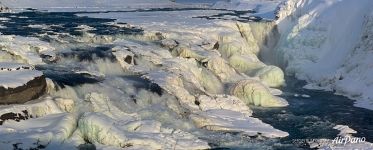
[0,35,56,65]
[274,0,373,109]
[79,112,210,149]
[229,79,288,107]
[0,113,77,149]
[254,65,285,87]
[144,68,288,137]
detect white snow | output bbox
[0,69,43,89]
[274,0,373,110]
[0,97,64,123]
[190,109,288,138]
[0,35,56,65]
[0,113,77,149]
[0,62,43,89]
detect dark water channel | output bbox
[251,77,373,149]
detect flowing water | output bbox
[252,77,373,148]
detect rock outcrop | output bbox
[0,63,46,104]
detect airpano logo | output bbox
[292,136,368,148]
[332,136,366,146]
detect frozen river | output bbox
[0,2,372,149]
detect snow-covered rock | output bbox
[144,68,289,137]
[143,71,199,112]
[0,113,77,149]
[0,36,56,65]
[190,109,288,138]
[228,54,265,74]
[0,2,10,12]
[79,112,210,149]
[84,92,138,121]
[160,39,178,49]
[171,45,206,61]
[112,39,173,73]
[205,56,243,83]
[162,58,224,95]
[0,97,63,124]
[218,39,251,58]
[0,62,46,104]
[144,70,288,137]
[196,95,253,116]
[112,46,136,71]
[229,79,288,107]
[54,98,75,112]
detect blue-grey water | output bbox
[252,77,373,146]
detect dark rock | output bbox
[124,55,133,64]
[0,75,47,104]
[0,110,32,125]
[213,42,219,50]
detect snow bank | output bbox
[274,0,373,109]
[190,109,288,138]
[0,63,43,89]
[0,62,47,104]
[0,113,77,149]
[79,112,210,149]
[0,97,63,120]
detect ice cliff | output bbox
[274,0,373,110]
